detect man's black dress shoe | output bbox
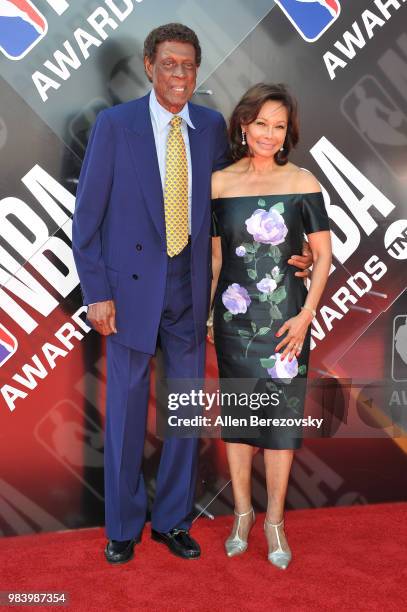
[151,528,201,559]
[104,538,136,564]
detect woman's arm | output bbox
[275,230,331,360]
[207,237,222,344]
[302,230,332,316]
[208,172,224,342]
[210,237,222,308]
[275,171,331,360]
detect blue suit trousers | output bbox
[104,243,205,540]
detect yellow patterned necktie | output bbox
[164,115,189,257]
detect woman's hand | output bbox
[275,309,313,361]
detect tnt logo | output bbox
[0,323,18,366]
[275,0,340,42]
[0,0,48,60]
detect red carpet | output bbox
[1,503,406,611]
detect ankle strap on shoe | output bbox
[264,518,284,527]
[234,508,253,518]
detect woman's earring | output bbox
[280,146,284,151]
[241,131,246,145]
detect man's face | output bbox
[144,40,198,114]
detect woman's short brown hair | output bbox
[229,83,299,165]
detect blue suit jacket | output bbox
[72,93,229,354]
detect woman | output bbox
[209,83,332,569]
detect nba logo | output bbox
[275,0,341,42]
[0,323,18,366]
[0,0,48,60]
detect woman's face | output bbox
[243,100,289,159]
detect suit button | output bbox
[136,244,142,251]
[132,273,138,280]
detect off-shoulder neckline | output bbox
[212,191,322,200]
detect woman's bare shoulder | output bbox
[212,160,246,197]
[211,169,226,198]
[291,166,322,194]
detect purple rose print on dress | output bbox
[256,277,277,294]
[235,245,247,257]
[222,283,251,315]
[271,266,280,278]
[245,207,288,245]
[267,353,298,383]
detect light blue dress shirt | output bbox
[149,88,194,234]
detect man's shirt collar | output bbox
[149,88,195,132]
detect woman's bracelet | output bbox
[301,305,316,318]
[206,309,214,327]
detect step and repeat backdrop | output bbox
[1,0,406,536]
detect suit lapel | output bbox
[189,104,209,244]
[124,94,166,242]
[124,95,210,245]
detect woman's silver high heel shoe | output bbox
[225,508,255,557]
[264,518,292,569]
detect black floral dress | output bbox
[212,192,330,449]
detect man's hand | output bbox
[87,300,117,336]
[288,240,313,278]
